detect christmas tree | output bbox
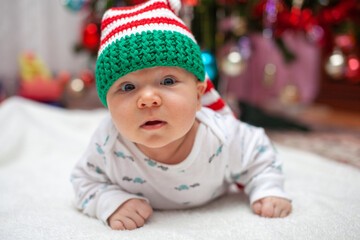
[64,0,360,108]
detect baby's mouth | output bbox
[141,120,167,129]
[144,120,163,126]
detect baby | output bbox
[71,0,291,230]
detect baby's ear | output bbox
[197,80,207,95]
[196,80,207,110]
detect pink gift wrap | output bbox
[222,32,321,107]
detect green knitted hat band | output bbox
[95,0,205,107]
[96,30,205,107]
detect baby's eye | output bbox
[161,77,176,86]
[121,83,135,92]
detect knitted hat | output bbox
[95,0,205,107]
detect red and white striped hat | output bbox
[95,0,205,107]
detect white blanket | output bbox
[1,97,359,240]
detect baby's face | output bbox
[106,66,206,149]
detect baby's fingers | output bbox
[129,212,145,228]
[121,217,138,230]
[252,201,262,215]
[279,207,291,218]
[109,219,125,230]
[109,215,141,230]
[261,200,274,217]
[273,204,282,217]
[137,200,153,220]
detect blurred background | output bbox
[0,0,359,166]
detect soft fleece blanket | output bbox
[0,97,359,240]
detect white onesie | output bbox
[71,107,290,224]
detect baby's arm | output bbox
[71,116,150,227]
[71,153,150,226]
[227,119,292,218]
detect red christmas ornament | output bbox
[82,23,100,51]
[182,0,199,6]
[79,69,95,87]
[334,34,356,54]
[345,55,360,83]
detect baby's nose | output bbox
[137,90,162,108]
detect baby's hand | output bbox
[252,196,292,218]
[108,199,153,230]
